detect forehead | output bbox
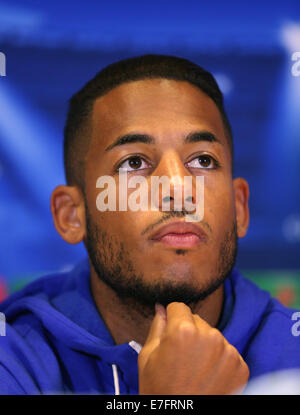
[91,78,227,147]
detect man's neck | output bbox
[90,266,225,346]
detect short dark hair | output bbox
[64,54,233,188]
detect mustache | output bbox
[141,210,212,237]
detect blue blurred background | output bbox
[0,0,300,304]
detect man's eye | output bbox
[186,154,218,169]
[117,156,151,171]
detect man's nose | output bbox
[151,151,196,212]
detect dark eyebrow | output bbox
[105,130,222,152]
[184,131,223,146]
[105,134,154,152]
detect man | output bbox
[0,54,299,395]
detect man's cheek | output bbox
[101,213,141,246]
[206,189,234,221]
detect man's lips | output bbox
[149,221,207,248]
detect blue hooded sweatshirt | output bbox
[0,258,299,395]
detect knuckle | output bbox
[240,360,250,380]
[176,321,197,339]
[227,346,242,369]
[227,344,239,359]
[167,321,197,347]
[228,348,250,380]
[208,328,224,349]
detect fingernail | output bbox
[155,303,166,317]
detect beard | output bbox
[84,209,238,309]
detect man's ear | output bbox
[50,185,86,244]
[233,177,250,238]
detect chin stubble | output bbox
[84,208,238,309]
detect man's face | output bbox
[83,79,239,307]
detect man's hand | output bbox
[138,302,249,395]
